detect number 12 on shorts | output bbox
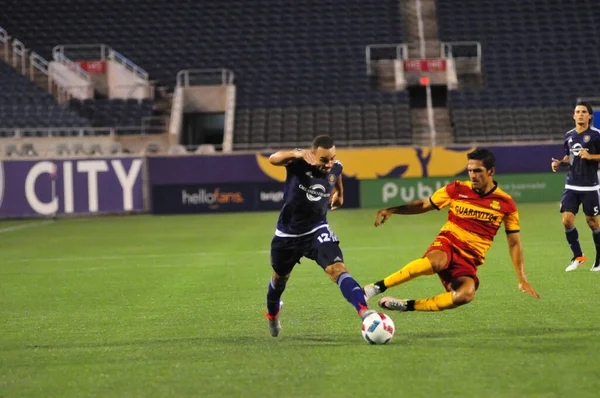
[317,228,338,243]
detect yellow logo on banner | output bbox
[255,147,475,182]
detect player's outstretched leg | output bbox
[363,257,435,299]
[378,276,476,312]
[379,292,456,312]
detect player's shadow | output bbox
[289,335,357,346]
[408,331,465,340]
[13,334,356,352]
[17,337,207,351]
[13,327,589,352]
[408,326,595,353]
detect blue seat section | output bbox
[437,0,600,108]
[0,61,91,129]
[0,0,407,109]
[437,0,600,142]
[69,98,153,128]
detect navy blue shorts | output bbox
[560,189,600,216]
[270,226,344,276]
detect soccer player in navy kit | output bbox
[551,102,600,272]
[264,135,375,336]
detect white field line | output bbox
[0,220,54,234]
[1,245,419,266]
[0,241,559,267]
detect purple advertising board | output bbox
[151,180,360,214]
[147,155,273,184]
[0,157,144,218]
[146,144,563,214]
[147,144,564,185]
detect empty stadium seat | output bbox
[437,0,600,142]
[0,0,411,147]
[0,61,91,130]
[68,98,153,128]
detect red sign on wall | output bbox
[403,59,447,72]
[77,61,106,74]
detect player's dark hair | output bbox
[312,135,334,150]
[467,148,496,170]
[576,101,594,125]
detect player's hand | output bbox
[374,209,392,227]
[297,150,317,166]
[518,280,540,298]
[551,158,561,172]
[579,149,592,160]
[330,191,343,210]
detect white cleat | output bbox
[266,301,283,337]
[565,255,586,272]
[590,263,600,272]
[378,296,408,312]
[267,316,281,337]
[363,284,382,300]
[359,308,377,321]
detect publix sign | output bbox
[360,173,566,208]
[361,177,452,207]
[0,157,144,218]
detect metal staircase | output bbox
[400,0,454,145]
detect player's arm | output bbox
[506,232,540,298]
[269,149,316,166]
[330,174,344,210]
[374,199,434,227]
[551,155,569,172]
[578,149,600,161]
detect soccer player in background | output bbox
[363,148,540,312]
[264,135,375,337]
[551,101,600,271]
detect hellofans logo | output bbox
[181,187,244,209]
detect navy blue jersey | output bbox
[563,127,600,189]
[275,158,342,235]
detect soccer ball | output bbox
[361,312,395,344]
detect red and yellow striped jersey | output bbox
[430,180,520,266]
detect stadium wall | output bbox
[0,144,564,218]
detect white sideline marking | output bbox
[0,220,53,234]
[2,245,412,266]
[1,241,558,267]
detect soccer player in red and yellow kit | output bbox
[363,148,540,312]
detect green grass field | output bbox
[1,203,600,397]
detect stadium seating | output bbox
[3,0,599,146]
[436,0,600,143]
[68,98,154,129]
[0,0,412,148]
[0,61,91,132]
[0,54,154,135]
